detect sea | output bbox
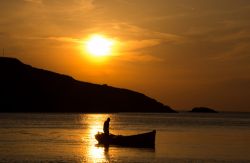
[0,113,249,163]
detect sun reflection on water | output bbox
[81,114,111,163]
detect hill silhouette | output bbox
[190,107,218,113]
[0,57,176,113]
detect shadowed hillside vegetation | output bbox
[0,57,176,113]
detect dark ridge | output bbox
[190,107,218,113]
[0,57,177,113]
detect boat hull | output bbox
[95,130,156,148]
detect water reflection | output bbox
[103,145,110,161]
[88,146,108,162]
[81,114,156,163]
[1,113,248,162]
[83,114,111,163]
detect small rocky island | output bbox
[190,107,218,113]
[0,57,176,113]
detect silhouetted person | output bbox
[103,118,110,136]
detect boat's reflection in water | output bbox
[83,114,155,163]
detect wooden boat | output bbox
[95,130,156,148]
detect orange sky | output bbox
[1,0,250,112]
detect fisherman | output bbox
[103,117,110,136]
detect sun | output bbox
[85,35,114,57]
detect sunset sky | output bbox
[1,0,250,112]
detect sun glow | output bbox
[85,35,114,57]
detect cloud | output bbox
[0,32,7,37]
[211,30,250,43]
[118,53,164,62]
[24,0,42,3]
[1,0,181,64]
[83,22,183,62]
[115,39,164,62]
[45,36,81,43]
[211,42,250,61]
[28,31,165,62]
[111,23,182,42]
[121,39,160,51]
[29,35,164,62]
[43,0,95,10]
[23,0,95,11]
[0,34,81,43]
[83,22,182,43]
[81,0,95,11]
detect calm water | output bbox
[0,113,249,163]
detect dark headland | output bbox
[190,107,218,113]
[0,57,176,113]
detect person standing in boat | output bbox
[103,117,110,136]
